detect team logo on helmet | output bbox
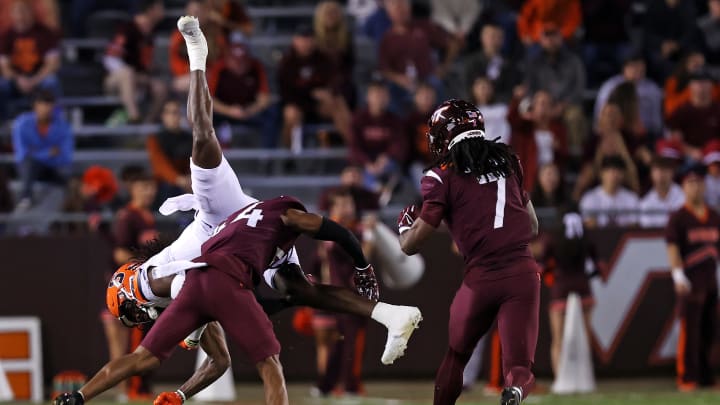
[106,263,159,327]
[427,99,485,157]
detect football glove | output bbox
[154,391,185,405]
[354,264,380,301]
[53,392,84,405]
[398,205,419,234]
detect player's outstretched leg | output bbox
[177,15,221,169]
[275,268,422,364]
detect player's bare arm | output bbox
[154,322,230,405]
[526,200,539,236]
[399,218,436,256]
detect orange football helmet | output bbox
[107,262,159,327]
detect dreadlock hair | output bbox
[431,136,520,182]
[130,237,173,263]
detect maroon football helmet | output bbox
[427,99,485,157]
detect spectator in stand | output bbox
[516,0,581,47]
[594,55,663,137]
[314,1,357,108]
[667,70,720,161]
[169,0,226,94]
[315,188,376,396]
[12,90,73,211]
[209,37,275,147]
[348,0,379,30]
[362,1,391,46]
[430,0,482,45]
[349,80,407,193]
[405,82,437,190]
[0,0,61,116]
[699,0,720,66]
[530,162,568,209]
[524,23,587,153]
[471,76,510,144]
[464,23,520,103]
[208,0,254,37]
[103,0,167,124]
[644,0,699,81]
[69,0,141,36]
[573,102,640,201]
[106,167,158,400]
[639,157,685,228]
[663,50,720,117]
[703,140,720,208]
[580,0,632,86]
[579,155,640,228]
[145,100,192,201]
[318,165,380,217]
[0,0,59,33]
[508,88,567,192]
[60,166,118,233]
[278,25,351,151]
[379,0,460,113]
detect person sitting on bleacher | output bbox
[169,0,226,95]
[145,100,192,201]
[0,0,61,118]
[103,0,167,124]
[208,0,254,38]
[278,25,351,152]
[209,35,275,147]
[11,89,73,212]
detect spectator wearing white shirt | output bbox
[580,155,640,228]
[431,0,482,42]
[471,76,510,144]
[703,139,720,208]
[639,157,685,228]
[594,55,663,136]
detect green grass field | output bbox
[26,380,720,405]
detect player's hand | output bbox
[154,391,184,405]
[354,265,380,301]
[397,205,419,234]
[53,392,84,405]
[672,268,691,296]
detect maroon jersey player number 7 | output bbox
[398,99,540,405]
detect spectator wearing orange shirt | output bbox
[208,0,254,38]
[103,0,167,123]
[145,100,192,202]
[209,38,276,147]
[0,0,61,117]
[517,0,581,46]
[664,50,720,117]
[169,0,226,94]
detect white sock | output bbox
[178,17,208,72]
[371,302,394,328]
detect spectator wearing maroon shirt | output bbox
[314,1,357,108]
[350,80,407,192]
[209,38,276,147]
[379,0,460,113]
[278,25,351,151]
[509,88,567,192]
[667,70,720,161]
[405,82,437,192]
[103,0,167,123]
[318,165,380,218]
[0,0,61,117]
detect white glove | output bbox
[671,268,691,294]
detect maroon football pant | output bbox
[318,314,368,394]
[434,269,540,405]
[141,268,280,365]
[676,288,718,387]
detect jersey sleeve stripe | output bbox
[424,170,443,184]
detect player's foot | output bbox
[176,16,207,71]
[380,306,422,365]
[179,336,200,350]
[677,382,698,392]
[500,387,522,405]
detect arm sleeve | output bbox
[419,170,447,228]
[146,136,180,183]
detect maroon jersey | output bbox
[113,205,158,252]
[419,165,536,280]
[197,196,306,286]
[105,22,154,73]
[665,206,720,288]
[323,223,364,289]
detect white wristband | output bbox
[176,390,186,403]
[398,226,411,234]
[671,268,688,285]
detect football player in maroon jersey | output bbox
[398,99,540,405]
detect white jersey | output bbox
[579,186,640,227]
[639,184,685,228]
[137,156,299,305]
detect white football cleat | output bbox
[381,306,422,365]
[177,16,207,71]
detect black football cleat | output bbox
[53,392,84,405]
[500,386,522,405]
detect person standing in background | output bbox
[104,167,158,401]
[666,163,719,392]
